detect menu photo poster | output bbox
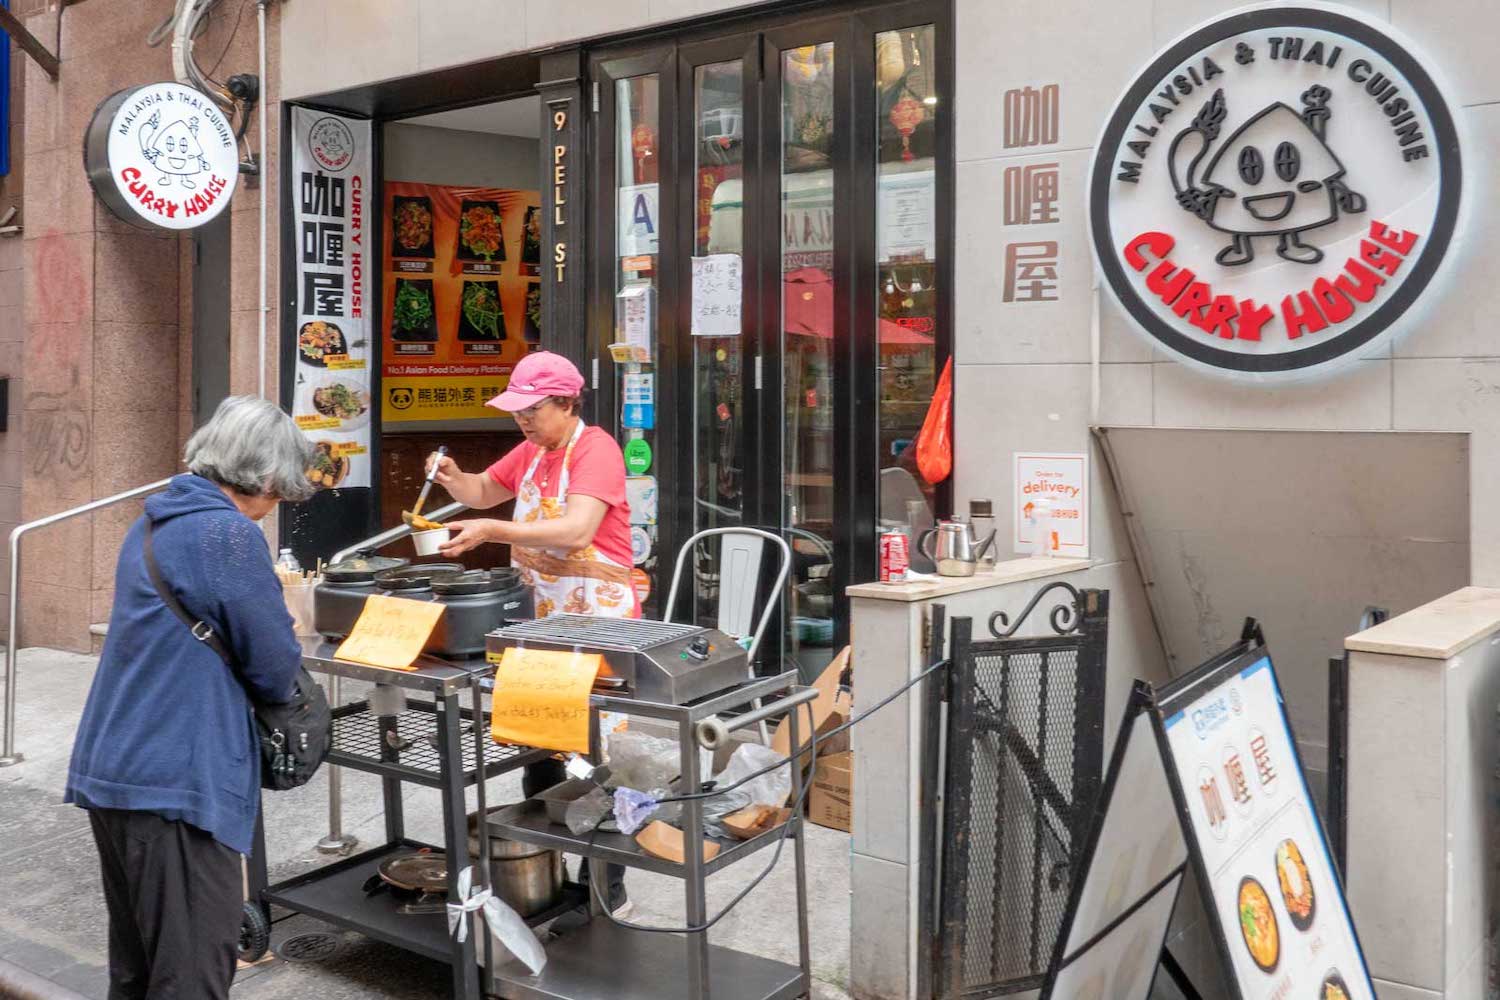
[1159,638,1376,1000]
[381,181,542,424]
[290,108,373,491]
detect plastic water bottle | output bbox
[1030,499,1054,558]
[276,548,302,574]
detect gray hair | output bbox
[185,396,318,502]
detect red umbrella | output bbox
[782,266,934,345]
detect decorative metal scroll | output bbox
[988,581,1085,638]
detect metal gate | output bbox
[921,583,1109,998]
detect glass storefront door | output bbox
[591,5,948,679]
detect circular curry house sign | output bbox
[84,82,239,230]
[1090,4,1461,376]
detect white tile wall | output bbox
[524,0,652,50]
[954,362,1151,565]
[1152,359,1392,430]
[849,599,918,865]
[417,0,528,70]
[1391,0,1500,108]
[955,0,1153,162]
[849,853,910,1000]
[1391,104,1500,360]
[1151,0,1390,50]
[956,151,1094,366]
[1346,649,1446,990]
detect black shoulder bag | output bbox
[142,519,331,790]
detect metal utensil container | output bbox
[467,810,564,918]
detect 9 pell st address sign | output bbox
[1091,5,1461,378]
[85,82,239,230]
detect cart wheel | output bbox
[238,902,271,962]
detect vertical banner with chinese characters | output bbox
[290,108,372,490]
[381,182,541,423]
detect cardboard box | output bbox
[808,751,852,832]
[772,646,852,759]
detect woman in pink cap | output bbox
[426,351,638,619]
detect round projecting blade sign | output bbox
[1090,5,1461,376]
[84,83,240,231]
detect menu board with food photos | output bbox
[1161,649,1374,1000]
[381,181,542,424]
[1042,635,1374,1000]
[290,107,372,491]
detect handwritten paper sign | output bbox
[334,594,445,671]
[691,254,742,337]
[490,647,603,754]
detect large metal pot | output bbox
[467,810,564,918]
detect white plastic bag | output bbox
[702,743,792,837]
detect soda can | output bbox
[880,530,910,583]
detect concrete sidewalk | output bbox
[0,648,853,999]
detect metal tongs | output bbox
[402,445,447,528]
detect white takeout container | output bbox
[412,526,451,557]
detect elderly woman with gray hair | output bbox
[66,396,315,1000]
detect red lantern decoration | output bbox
[889,97,925,162]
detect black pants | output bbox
[523,759,626,905]
[87,808,242,1000]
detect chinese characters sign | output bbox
[381,182,542,423]
[1090,7,1461,376]
[290,108,371,490]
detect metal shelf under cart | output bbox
[476,670,815,1000]
[246,640,555,1000]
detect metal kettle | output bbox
[918,518,997,577]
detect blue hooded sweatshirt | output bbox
[66,474,302,854]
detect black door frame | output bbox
[585,0,953,653]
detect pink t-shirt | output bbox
[486,426,634,570]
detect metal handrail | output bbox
[330,500,470,565]
[3,477,174,766]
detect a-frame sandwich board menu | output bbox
[1041,621,1376,1000]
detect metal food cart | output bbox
[247,630,816,1000]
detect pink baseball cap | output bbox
[486,351,586,412]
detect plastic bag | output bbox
[701,743,793,838]
[915,357,954,484]
[605,730,712,791]
[613,787,660,835]
[606,731,683,791]
[564,786,617,836]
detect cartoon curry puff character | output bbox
[1170,86,1366,266]
[138,112,210,189]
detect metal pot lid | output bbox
[374,563,465,591]
[432,568,525,597]
[470,806,554,858]
[378,851,448,892]
[324,555,409,585]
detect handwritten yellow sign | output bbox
[334,594,445,671]
[490,648,602,754]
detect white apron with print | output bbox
[509,420,637,620]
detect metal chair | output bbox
[663,527,793,742]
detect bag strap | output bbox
[142,518,234,668]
